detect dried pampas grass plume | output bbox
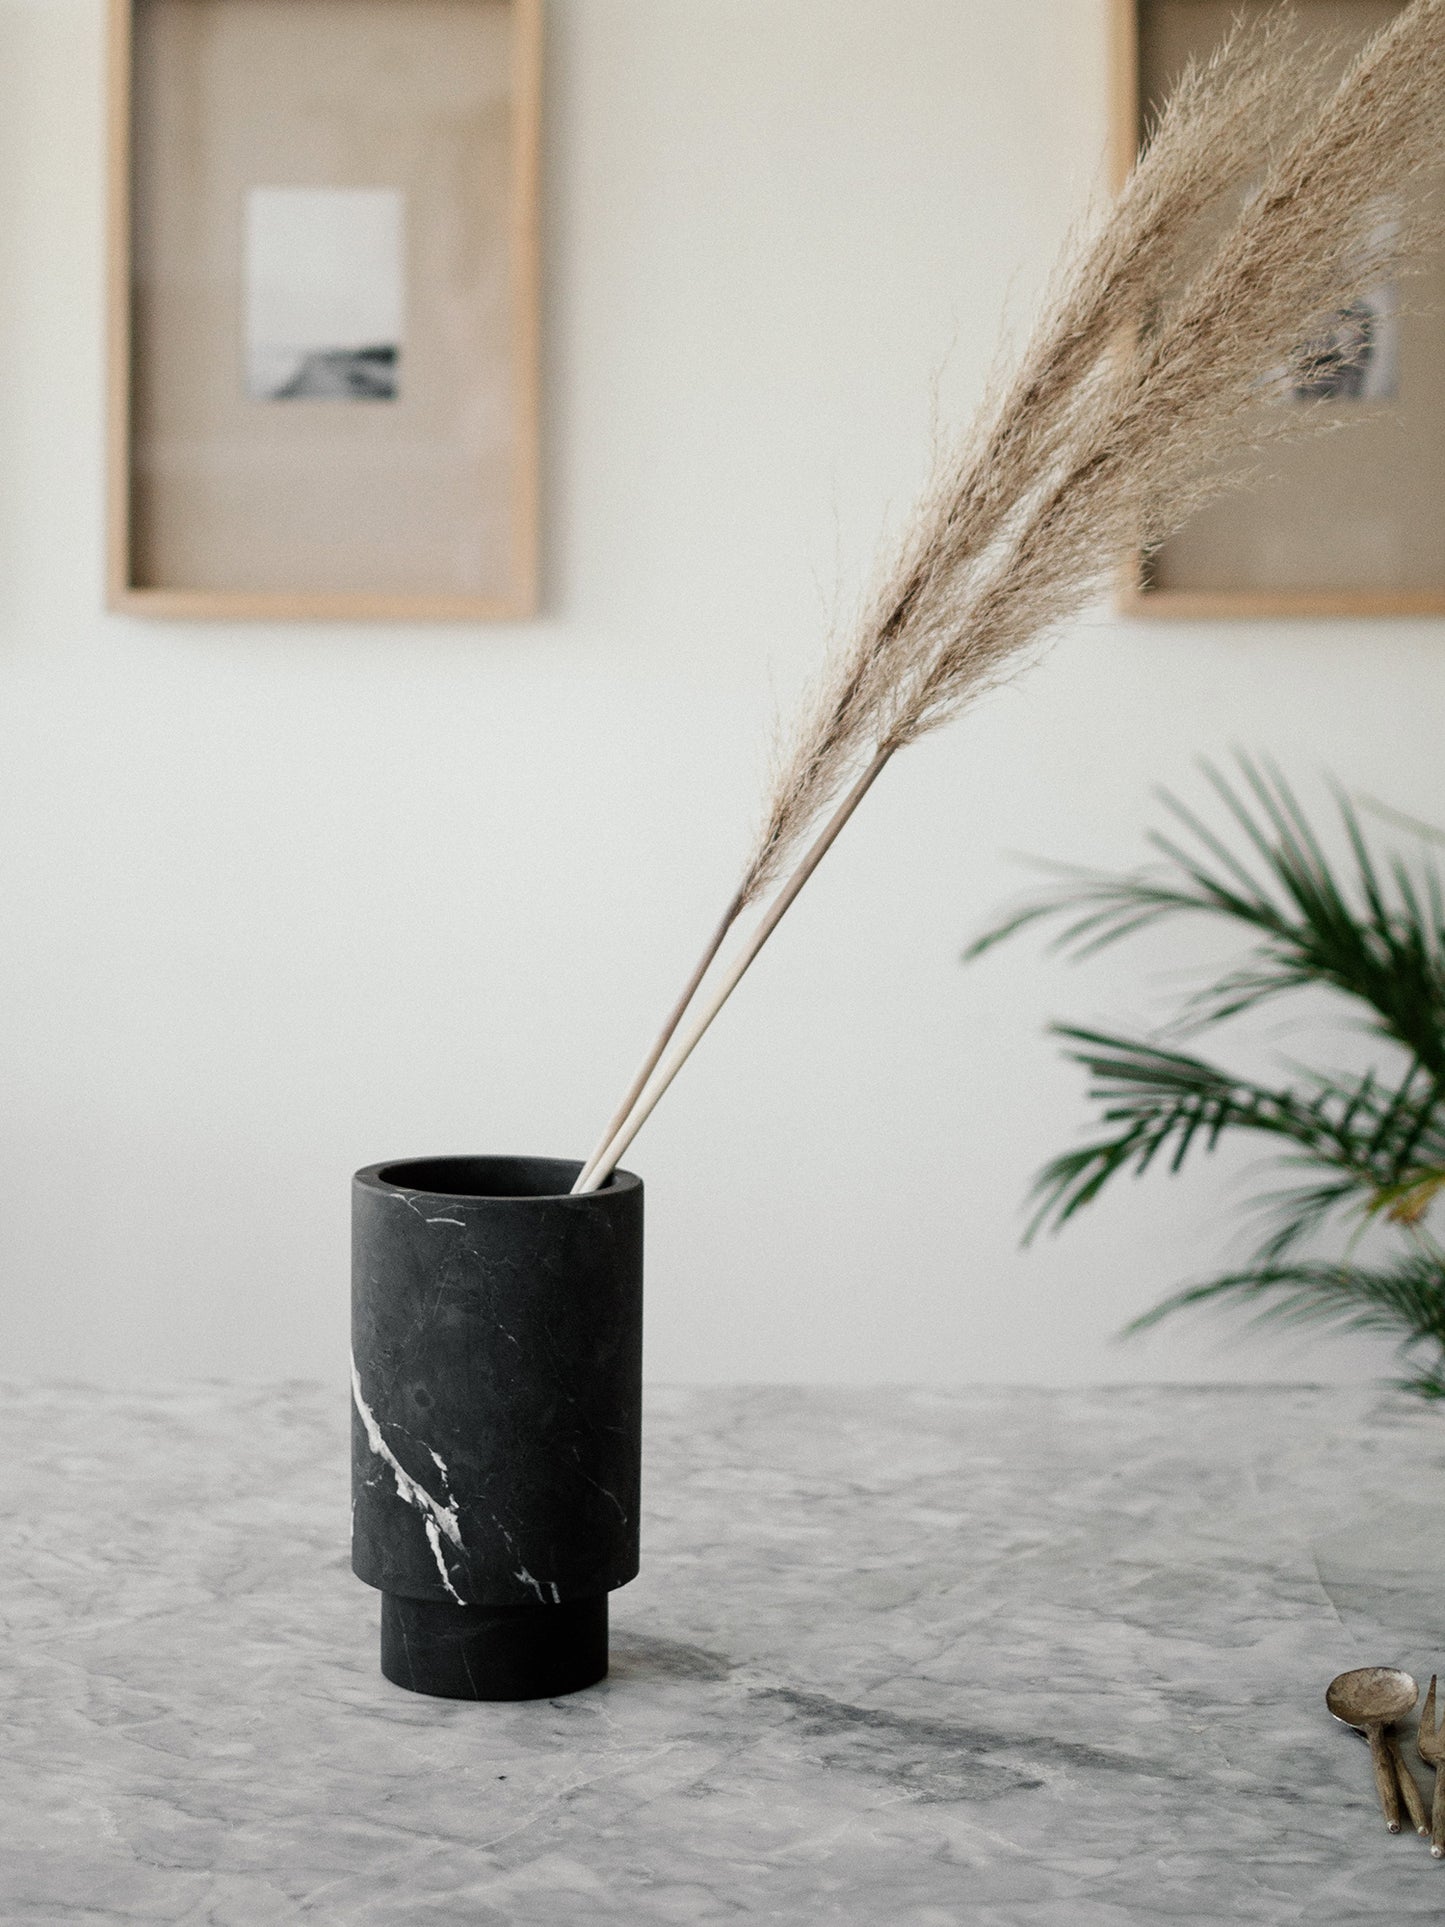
[575,0,1445,1195]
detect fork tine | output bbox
[1425,1676,1445,1859]
[1389,1729,1432,1835]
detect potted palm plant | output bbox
[968,761,1445,1395]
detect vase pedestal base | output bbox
[379,1592,609,1701]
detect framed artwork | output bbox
[1110,0,1445,617]
[107,0,541,620]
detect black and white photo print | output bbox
[244,187,405,401]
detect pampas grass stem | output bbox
[572,0,1445,1193]
[574,893,743,1189]
[574,749,894,1192]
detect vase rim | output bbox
[354,1153,640,1203]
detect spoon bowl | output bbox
[1328,1667,1419,1728]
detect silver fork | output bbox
[1415,1673,1445,1857]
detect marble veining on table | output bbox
[4,1381,1445,1924]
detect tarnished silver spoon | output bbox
[1328,1667,1421,1834]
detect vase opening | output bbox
[375,1154,624,1199]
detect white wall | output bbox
[2,0,1442,1386]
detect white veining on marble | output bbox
[514,1563,561,1605]
[571,1450,628,1524]
[350,1357,463,1599]
[10,1382,1445,1924]
[423,1519,464,1603]
[377,1193,465,1230]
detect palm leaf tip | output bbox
[1123,1255,1445,1351]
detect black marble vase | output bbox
[351,1155,643,1701]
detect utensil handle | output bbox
[1387,1733,1430,1835]
[1431,1756,1445,1858]
[1371,1727,1403,1832]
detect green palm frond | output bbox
[1243,1174,1371,1266]
[1123,1253,1445,1353]
[1394,1364,1445,1401]
[1028,1028,1445,1240]
[968,756,1445,1071]
[970,760,1445,1393]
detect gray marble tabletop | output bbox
[6,1382,1445,1924]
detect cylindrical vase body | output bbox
[351,1154,643,1700]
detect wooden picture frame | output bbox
[107,0,541,621]
[1110,0,1445,618]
